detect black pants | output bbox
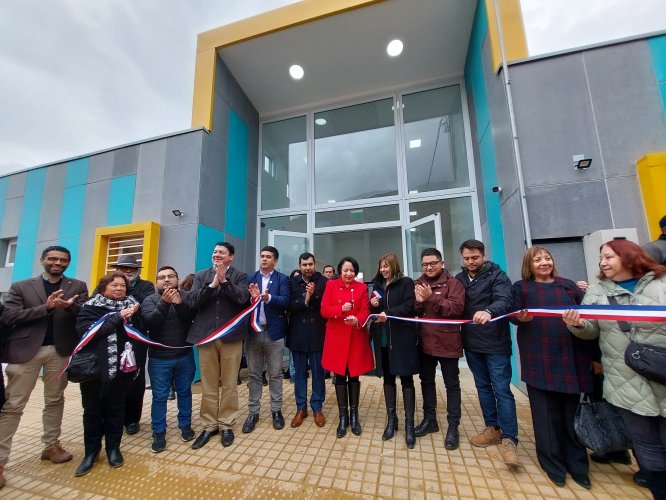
[80,376,131,455]
[124,344,147,426]
[418,352,461,425]
[381,347,413,388]
[526,385,588,479]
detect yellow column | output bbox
[637,152,666,239]
[485,0,529,72]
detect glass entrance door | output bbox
[403,213,443,278]
[268,230,310,275]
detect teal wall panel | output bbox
[107,175,136,226]
[648,35,666,114]
[13,168,47,280]
[64,157,89,187]
[196,224,225,272]
[59,159,89,276]
[225,109,248,239]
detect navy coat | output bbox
[287,272,327,352]
[247,270,290,341]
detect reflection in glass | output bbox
[409,197,475,268]
[403,86,469,193]
[314,99,398,204]
[405,219,439,278]
[261,116,307,210]
[315,205,400,228]
[259,214,307,249]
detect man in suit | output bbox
[0,246,88,489]
[186,242,249,449]
[242,246,290,433]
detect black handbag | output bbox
[574,394,631,455]
[607,296,666,385]
[66,350,98,383]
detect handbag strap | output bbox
[607,295,633,335]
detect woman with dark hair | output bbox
[321,257,373,438]
[369,253,419,448]
[563,240,666,498]
[73,272,142,477]
[512,246,594,488]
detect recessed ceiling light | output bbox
[409,139,421,149]
[387,39,403,57]
[327,199,336,204]
[315,118,327,126]
[289,64,304,80]
[409,211,418,216]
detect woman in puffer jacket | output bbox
[563,239,666,499]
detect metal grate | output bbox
[105,232,144,274]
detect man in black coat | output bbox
[286,252,328,429]
[455,239,520,470]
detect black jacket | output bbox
[129,278,155,304]
[370,275,420,376]
[141,290,194,359]
[455,261,513,355]
[287,272,327,352]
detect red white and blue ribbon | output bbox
[197,297,262,345]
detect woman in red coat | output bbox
[321,257,373,438]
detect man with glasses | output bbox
[413,248,466,450]
[141,267,196,453]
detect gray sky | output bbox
[1,0,664,176]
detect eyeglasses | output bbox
[156,274,177,281]
[421,260,441,269]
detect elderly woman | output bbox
[321,257,373,438]
[563,240,666,498]
[369,253,419,448]
[512,247,594,489]
[74,272,142,477]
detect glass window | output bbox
[314,98,398,205]
[259,214,307,249]
[315,205,400,228]
[409,197,475,268]
[403,86,469,193]
[261,116,307,210]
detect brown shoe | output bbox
[0,465,5,489]
[500,438,523,469]
[290,409,308,428]
[470,426,501,448]
[313,411,326,427]
[40,442,73,463]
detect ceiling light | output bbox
[289,64,304,80]
[327,199,336,204]
[315,118,327,126]
[387,39,403,57]
[409,139,421,149]
[409,211,418,216]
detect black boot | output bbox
[335,383,349,438]
[348,380,362,436]
[106,448,124,468]
[403,386,416,449]
[75,451,99,477]
[382,384,398,441]
[445,425,460,450]
[645,470,666,500]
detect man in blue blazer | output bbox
[242,246,290,433]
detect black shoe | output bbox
[546,472,566,487]
[262,372,269,386]
[125,422,140,435]
[106,448,124,468]
[572,474,592,490]
[167,388,176,401]
[633,469,649,488]
[221,429,234,447]
[444,425,459,450]
[242,414,259,434]
[191,429,219,450]
[283,370,290,380]
[180,425,195,442]
[272,411,285,430]
[151,432,166,453]
[237,375,242,385]
[74,452,98,477]
[414,418,439,437]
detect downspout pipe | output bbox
[492,0,532,249]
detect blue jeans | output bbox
[465,352,518,442]
[292,350,325,412]
[148,351,196,433]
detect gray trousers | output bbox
[246,331,284,414]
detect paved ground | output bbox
[0,367,649,499]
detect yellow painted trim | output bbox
[191,0,385,130]
[90,222,161,287]
[485,0,528,72]
[637,152,666,240]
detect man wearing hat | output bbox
[643,215,666,265]
[114,255,155,435]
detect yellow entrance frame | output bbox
[637,152,666,240]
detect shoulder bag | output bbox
[66,350,98,383]
[574,393,631,455]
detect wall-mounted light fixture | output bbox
[172,209,184,217]
[491,186,502,193]
[573,155,592,170]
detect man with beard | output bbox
[0,246,88,489]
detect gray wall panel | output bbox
[225,233,249,273]
[37,163,66,243]
[88,151,114,183]
[77,180,111,284]
[32,239,58,277]
[1,198,22,238]
[157,223,197,276]
[113,145,139,178]
[0,267,13,291]
[161,133,203,228]
[537,240,587,284]
[606,175,650,242]
[526,181,612,239]
[583,41,666,177]
[499,191,527,281]
[134,140,167,222]
[6,172,26,199]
